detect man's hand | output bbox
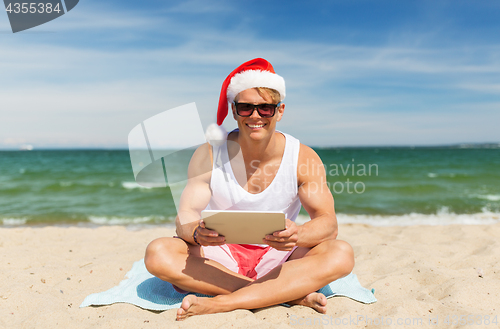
[195,221,226,246]
[263,219,298,251]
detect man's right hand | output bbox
[195,221,226,246]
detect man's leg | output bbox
[144,237,253,296]
[176,239,354,320]
[283,244,330,312]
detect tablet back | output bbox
[201,210,286,244]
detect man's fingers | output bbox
[272,224,297,238]
[198,227,219,237]
[265,233,297,242]
[265,234,276,241]
[199,221,220,237]
[272,231,288,238]
[265,235,287,242]
[198,233,225,245]
[196,222,225,246]
[263,240,294,251]
[270,230,293,239]
[200,235,225,242]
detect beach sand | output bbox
[1,223,499,329]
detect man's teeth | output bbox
[248,124,265,128]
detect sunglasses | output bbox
[233,102,280,118]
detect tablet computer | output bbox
[201,210,286,244]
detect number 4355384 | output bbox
[5,2,62,14]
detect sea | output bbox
[1,145,500,227]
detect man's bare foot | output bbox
[176,295,221,321]
[176,292,327,320]
[291,292,328,314]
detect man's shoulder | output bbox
[188,143,212,179]
[298,143,321,162]
[191,142,212,163]
[297,144,325,182]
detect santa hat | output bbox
[205,58,286,144]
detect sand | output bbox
[1,223,499,329]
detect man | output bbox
[144,58,354,320]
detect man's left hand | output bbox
[263,219,298,251]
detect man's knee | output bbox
[321,239,355,279]
[144,237,182,278]
[144,238,164,275]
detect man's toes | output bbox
[176,295,197,321]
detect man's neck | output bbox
[235,130,280,163]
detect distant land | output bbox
[315,143,500,150]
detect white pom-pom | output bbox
[205,123,227,145]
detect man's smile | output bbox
[246,123,266,129]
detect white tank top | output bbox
[207,130,302,222]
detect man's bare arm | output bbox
[175,143,213,244]
[263,144,337,250]
[295,144,338,247]
[174,143,227,246]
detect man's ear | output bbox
[276,103,285,122]
[231,103,237,120]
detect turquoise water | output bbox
[1,146,499,226]
[317,147,500,215]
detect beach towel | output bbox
[80,259,376,311]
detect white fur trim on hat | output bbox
[227,70,286,104]
[205,123,227,146]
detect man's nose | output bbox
[249,107,262,118]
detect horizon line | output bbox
[1,142,499,151]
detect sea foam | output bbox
[2,218,27,225]
[296,208,500,227]
[473,194,500,202]
[121,182,165,189]
[88,215,172,225]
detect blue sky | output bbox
[1,0,499,148]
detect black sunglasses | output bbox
[233,102,280,118]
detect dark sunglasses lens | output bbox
[257,104,275,117]
[236,103,254,116]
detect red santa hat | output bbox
[206,58,286,144]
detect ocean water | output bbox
[1,146,499,227]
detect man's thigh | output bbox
[287,239,352,262]
[286,239,338,261]
[287,246,312,261]
[173,236,204,258]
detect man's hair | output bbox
[234,87,281,104]
[256,87,281,104]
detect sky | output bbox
[1,0,499,149]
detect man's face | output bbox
[231,88,284,140]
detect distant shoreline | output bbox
[1,142,500,151]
